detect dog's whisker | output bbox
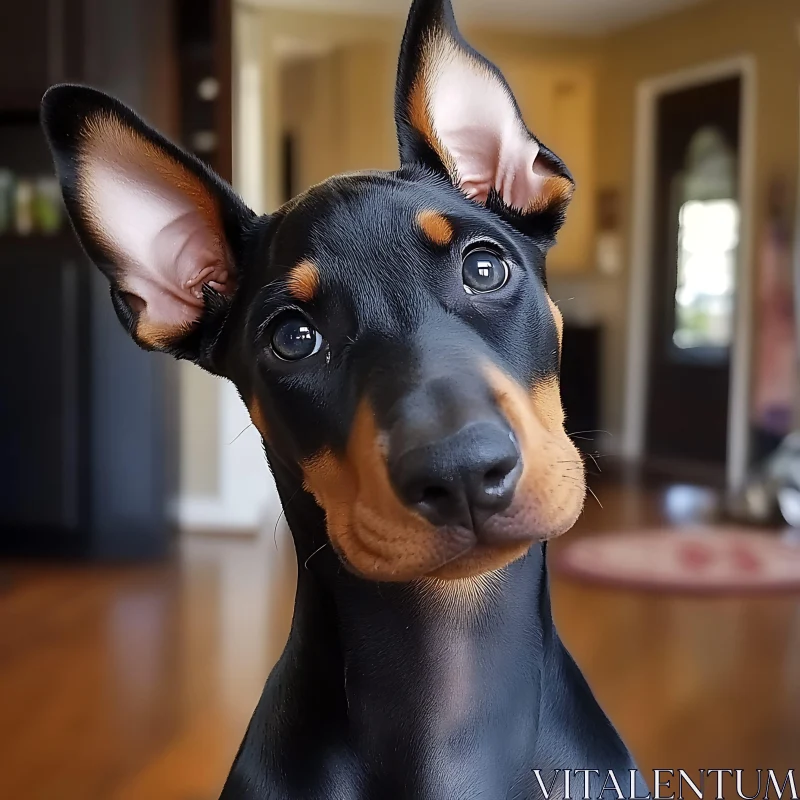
[273,488,301,550]
[227,423,255,446]
[304,542,330,570]
[582,452,602,473]
[586,485,604,509]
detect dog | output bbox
[42,0,646,797]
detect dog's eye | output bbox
[270,313,323,361]
[462,249,509,294]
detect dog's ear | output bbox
[395,0,573,242]
[41,84,254,370]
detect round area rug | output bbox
[553,527,800,595]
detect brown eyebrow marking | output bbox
[417,209,454,247]
[286,260,320,302]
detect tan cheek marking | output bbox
[547,296,564,350]
[484,362,564,437]
[302,448,355,555]
[429,366,579,580]
[483,362,584,540]
[302,402,460,581]
[531,376,566,434]
[248,397,270,441]
[417,210,454,247]
[286,260,320,303]
[525,175,574,216]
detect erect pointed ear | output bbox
[395,0,574,241]
[41,84,255,370]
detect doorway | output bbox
[644,76,742,477]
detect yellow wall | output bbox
[178,0,799,506]
[277,13,603,273]
[594,0,800,440]
[270,0,800,452]
[280,43,397,192]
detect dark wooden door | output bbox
[645,76,741,470]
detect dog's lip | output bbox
[423,521,539,577]
[423,535,480,573]
[347,504,543,580]
[423,506,548,576]
[351,516,477,578]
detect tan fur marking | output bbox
[547,296,564,350]
[286,260,320,303]
[303,365,584,583]
[135,319,193,349]
[526,175,574,215]
[417,210,454,247]
[483,363,585,535]
[302,402,475,583]
[248,397,270,440]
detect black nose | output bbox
[389,421,522,529]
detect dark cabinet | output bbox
[0,0,84,110]
[0,0,50,108]
[0,0,179,560]
[561,324,602,453]
[1,242,90,554]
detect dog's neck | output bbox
[269,458,556,796]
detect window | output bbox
[670,127,739,359]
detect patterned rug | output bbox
[553,527,800,595]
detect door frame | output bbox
[622,56,758,492]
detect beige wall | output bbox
[280,42,397,194]
[594,0,800,442]
[181,0,799,502]
[277,14,603,270]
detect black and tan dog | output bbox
[42,0,646,797]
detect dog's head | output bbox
[42,0,585,582]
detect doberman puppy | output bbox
[42,0,648,797]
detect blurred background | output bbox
[1,0,799,797]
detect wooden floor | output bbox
[1,478,799,799]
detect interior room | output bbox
[1,0,799,796]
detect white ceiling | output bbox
[252,0,709,34]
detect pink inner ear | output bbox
[428,48,553,211]
[83,139,232,332]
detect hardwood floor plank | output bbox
[0,479,798,798]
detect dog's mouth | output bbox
[342,468,584,582]
[302,364,586,583]
[311,465,585,583]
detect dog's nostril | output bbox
[481,454,520,494]
[420,485,451,505]
[484,466,508,484]
[389,421,522,529]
